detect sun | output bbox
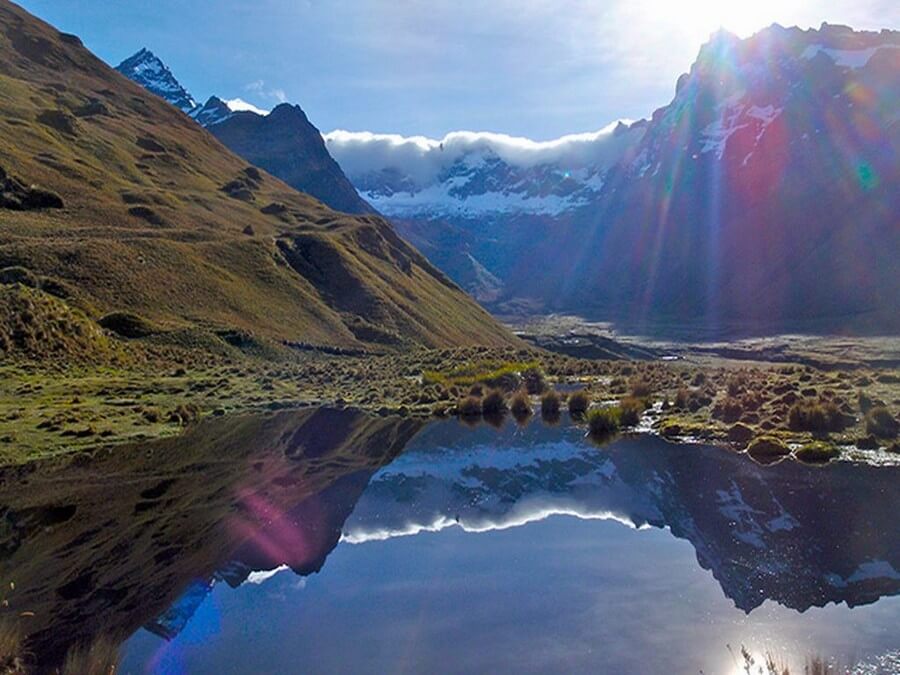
[637,0,813,38]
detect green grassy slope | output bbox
[0,0,517,355]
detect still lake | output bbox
[2,408,897,674]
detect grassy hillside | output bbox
[0,0,516,357]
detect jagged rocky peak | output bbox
[267,102,311,122]
[116,48,197,113]
[190,95,234,127]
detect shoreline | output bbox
[2,343,898,467]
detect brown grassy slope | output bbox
[0,0,516,351]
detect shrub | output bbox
[457,396,482,417]
[618,397,644,427]
[568,390,590,416]
[865,406,899,438]
[540,389,561,416]
[795,441,840,463]
[674,387,690,410]
[587,407,619,437]
[509,389,532,419]
[481,389,507,415]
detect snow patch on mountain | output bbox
[223,98,271,116]
[116,48,197,113]
[700,99,783,160]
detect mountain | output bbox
[0,1,516,356]
[115,47,197,114]
[209,105,375,215]
[333,24,900,332]
[116,50,374,216]
[326,124,646,302]
[538,23,900,332]
[190,94,234,127]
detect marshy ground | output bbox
[2,335,898,466]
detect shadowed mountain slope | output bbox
[208,104,376,216]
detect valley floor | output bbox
[1,338,899,466]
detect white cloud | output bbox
[225,98,271,115]
[323,121,642,187]
[239,79,287,107]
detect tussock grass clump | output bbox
[0,285,117,363]
[713,396,744,423]
[457,395,482,418]
[61,635,120,675]
[540,389,561,416]
[587,407,619,438]
[522,366,547,394]
[568,390,590,417]
[629,378,652,399]
[509,389,532,420]
[618,396,644,427]
[788,399,847,432]
[169,403,201,426]
[865,406,899,438]
[481,389,507,416]
[0,620,24,675]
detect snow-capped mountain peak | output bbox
[324,123,645,218]
[117,50,275,127]
[116,48,197,114]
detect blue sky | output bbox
[18,0,900,140]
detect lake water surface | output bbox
[1,407,897,674]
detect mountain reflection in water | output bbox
[0,407,896,674]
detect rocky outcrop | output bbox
[0,166,63,210]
